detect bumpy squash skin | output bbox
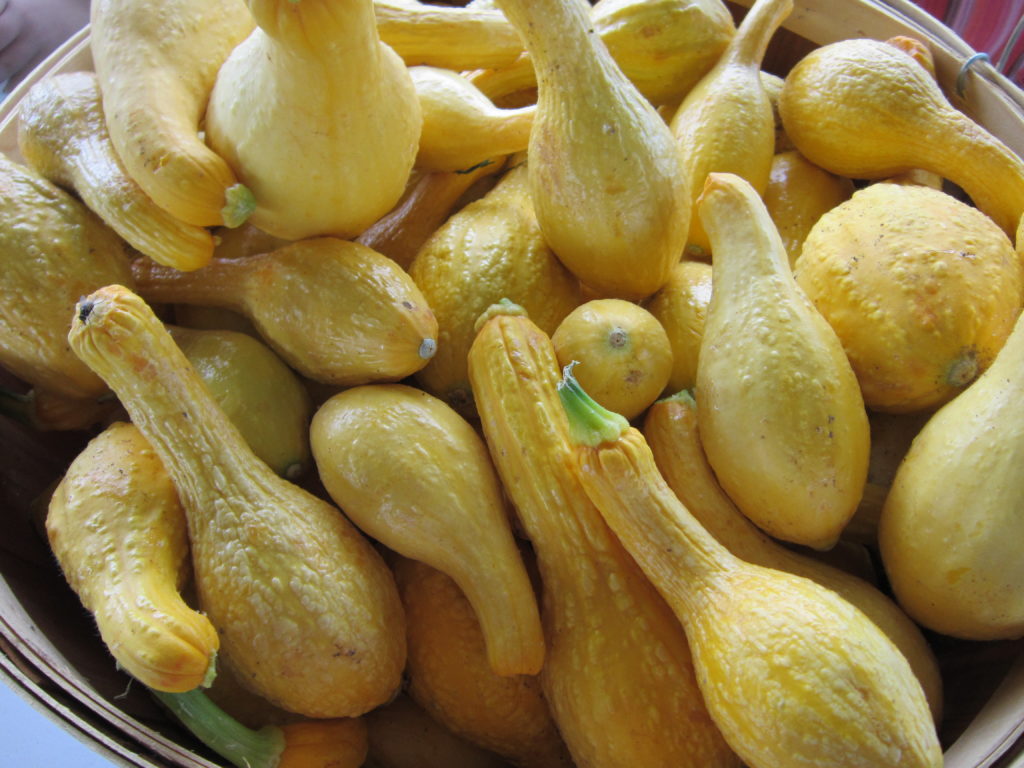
[0,152,133,401]
[494,0,690,300]
[409,163,582,415]
[310,383,545,677]
[696,173,870,549]
[643,394,943,721]
[559,384,941,768]
[879,308,1024,640]
[394,557,571,768]
[68,285,406,718]
[90,0,255,228]
[779,37,1024,236]
[205,0,422,240]
[16,71,215,272]
[467,304,738,768]
[46,422,219,693]
[131,238,439,387]
[794,182,1024,413]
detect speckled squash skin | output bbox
[696,173,870,550]
[16,71,215,271]
[467,303,738,768]
[410,164,582,416]
[46,421,219,693]
[131,238,439,387]
[561,404,941,768]
[879,308,1024,640]
[779,37,1024,237]
[642,394,943,721]
[0,152,133,401]
[794,182,1024,413]
[309,383,544,677]
[493,0,690,300]
[394,557,571,768]
[668,0,792,257]
[68,285,406,718]
[205,0,422,240]
[90,0,254,228]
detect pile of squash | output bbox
[3,0,1024,765]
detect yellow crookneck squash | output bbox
[47,421,219,693]
[205,0,422,240]
[467,301,738,768]
[68,285,406,719]
[558,369,941,768]
[90,0,255,229]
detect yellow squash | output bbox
[696,172,869,549]
[16,72,215,272]
[409,163,582,416]
[762,150,854,268]
[642,392,943,721]
[411,66,534,173]
[169,325,311,479]
[375,0,525,71]
[46,421,219,693]
[467,302,738,768]
[879,306,1024,640]
[551,299,673,421]
[0,152,132,402]
[310,383,544,677]
[779,37,1024,236]
[205,0,422,240]
[558,370,942,768]
[68,285,406,718]
[357,158,506,271]
[492,0,690,300]
[467,0,735,109]
[643,259,713,394]
[668,0,793,257]
[131,238,438,387]
[794,181,1024,413]
[90,0,255,228]
[394,557,571,768]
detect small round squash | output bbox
[552,299,673,420]
[644,259,712,394]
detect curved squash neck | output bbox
[131,256,250,314]
[495,0,616,95]
[927,111,1024,237]
[720,0,792,71]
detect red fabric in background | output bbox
[913,0,1024,87]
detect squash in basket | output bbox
[68,285,406,718]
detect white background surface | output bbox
[0,679,116,767]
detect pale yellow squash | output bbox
[90,0,255,228]
[492,0,690,300]
[205,0,422,240]
[696,172,869,549]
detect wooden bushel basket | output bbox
[2,1,1024,765]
